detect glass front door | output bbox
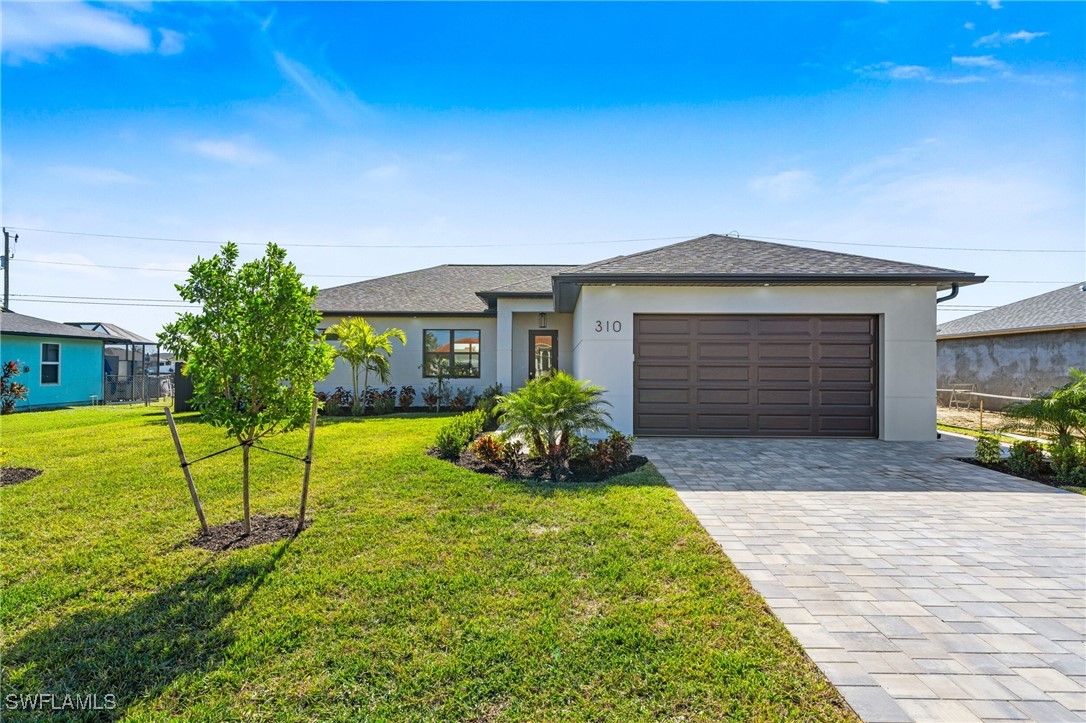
[528,331,558,380]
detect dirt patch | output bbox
[0,467,43,487]
[937,406,1012,433]
[190,515,304,551]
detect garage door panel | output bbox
[697,388,751,405]
[638,342,692,358]
[758,343,815,360]
[697,366,750,382]
[820,342,874,360]
[637,317,692,335]
[638,388,690,404]
[757,366,813,383]
[637,365,691,382]
[697,318,751,335]
[697,342,750,359]
[695,414,755,430]
[635,314,877,437]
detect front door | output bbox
[528,331,558,380]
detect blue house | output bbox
[0,309,123,410]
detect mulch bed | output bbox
[0,467,43,487]
[432,448,649,482]
[958,458,1069,489]
[190,515,305,551]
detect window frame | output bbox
[41,342,61,386]
[422,329,481,379]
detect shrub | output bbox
[1050,441,1086,485]
[1006,440,1045,477]
[422,382,451,412]
[588,432,634,474]
[470,434,508,465]
[497,372,614,481]
[450,386,475,412]
[314,390,330,415]
[434,409,487,459]
[398,385,416,411]
[328,387,353,416]
[374,387,397,415]
[975,434,1002,465]
[1005,369,1086,451]
[475,383,504,425]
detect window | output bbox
[41,343,60,385]
[423,329,480,378]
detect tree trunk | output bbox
[297,398,319,533]
[362,366,370,415]
[352,365,361,415]
[242,438,251,535]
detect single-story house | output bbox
[0,309,125,410]
[316,234,985,440]
[937,282,1086,409]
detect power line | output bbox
[13,293,197,303]
[7,225,1082,253]
[10,298,196,308]
[16,257,376,278]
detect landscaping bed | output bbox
[439,446,650,482]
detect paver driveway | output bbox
[640,436,1086,723]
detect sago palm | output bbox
[326,317,407,414]
[497,371,613,480]
[1004,368,1086,448]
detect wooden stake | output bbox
[165,407,209,535]
[242,441,251,536]
[979,398,985,434]
[297,398,319,534]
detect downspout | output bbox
[936,283,959,304]
[933,282,959,441]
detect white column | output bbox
[496,302,513,391]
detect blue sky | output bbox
[2,1,1083,338]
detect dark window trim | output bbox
[422,329,481,379]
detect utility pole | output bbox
[2,227,16,310]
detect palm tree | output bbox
[326,317,407,414]
[1004,368,1086,448]
[497,371,613,480]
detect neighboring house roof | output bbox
[66,322,155,344]
[552,234,984,312]
[937,282,1086,339]
[316,265,574,315]
[1,310,126,342]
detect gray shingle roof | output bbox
[937,282,1086,338]
[564,234,976,277]
[1,310,124,341]
[316,265,574,315]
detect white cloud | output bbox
[975,30,1048,48]
[157,28,185,56]
[964,22,976,31]
[749,170,817,202]
[2,2,153,63]
[951,55,1005,69]
[273,51,372,125]
[49,165,143,185]
[857,62,986,85]
[180,137,275,166]
[987,0,1002,9]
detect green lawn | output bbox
[1,405,854,721]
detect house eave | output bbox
[552,273,987,312]
[0,330,124,343]
[317,309,497,318]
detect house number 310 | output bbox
[594,320,622,333]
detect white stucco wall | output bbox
[496,298,572,391]
[570,284,938,441]
[318,315,497,402]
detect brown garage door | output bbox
[634,314,877,437]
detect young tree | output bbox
[159,242,335,535]
[325,317,406,414]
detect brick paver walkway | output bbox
[640,436,1086,722]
